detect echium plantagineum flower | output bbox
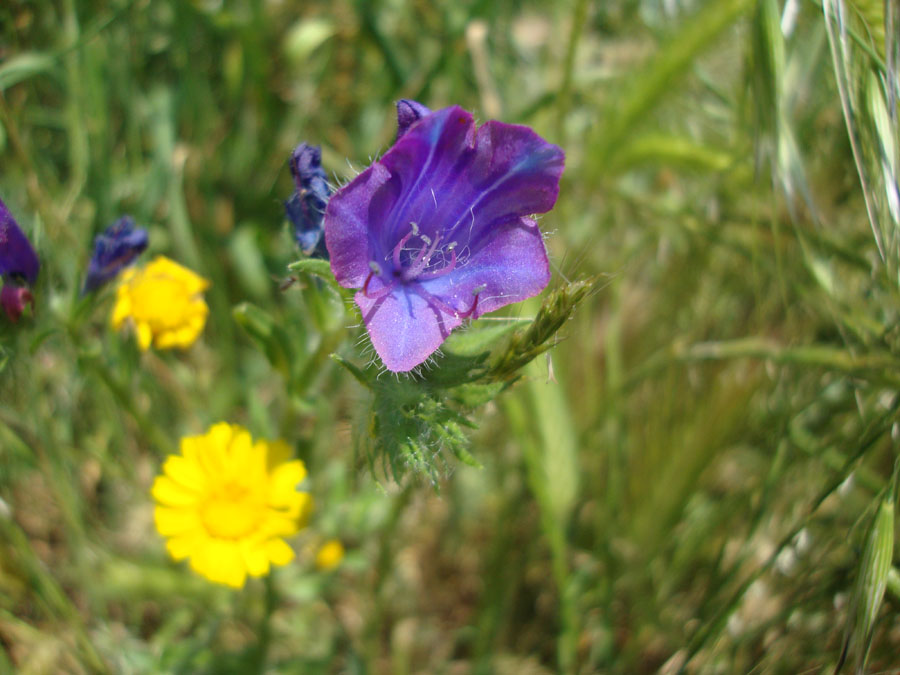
[82,215,149,293]
[324,101,565,372]
[0,195,40,322]
[285,143,331,259]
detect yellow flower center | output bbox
[129,274,196,328]
[200,481,264,540]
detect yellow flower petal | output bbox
[266,539,295,567]
[194,425,231,477]
[276,492,314,525]
[227,428,255,475]
[154,506,202,536]
[110,292,131,329]
[166,532,203,561]
[151,476,200,507]
[191,538,247,589]
[207,423,236,454]
[162,455,206,492]
[268,460,307,507]
[136,322,153,351]
[259,514,302,538]
[240,539,271,578]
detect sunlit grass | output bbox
[1,0,898,672]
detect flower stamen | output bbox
[402,233,443,281]
[457,284,486,319]
[391,223,419,270]
[413,282,485,319]
[363,268,396,299]
[416,247,457,280]
[389,224,461,284]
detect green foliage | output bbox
[486,278,597,382]
[838,467,896,674]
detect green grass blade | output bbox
[589,0,756,174]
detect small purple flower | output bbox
[0,196,39,322]
[285,143,331,258]
[1,285,34,323]
[0,196,39,286]
[324,103,565,372]
[82,216,149,293]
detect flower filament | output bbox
[362,224,481,318]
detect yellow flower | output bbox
[152,423,312,588]
[111,255,210,350]
[315,539,345,571]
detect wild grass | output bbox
[0,0,898,673]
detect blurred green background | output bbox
[1,0,899,672]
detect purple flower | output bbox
[0,196,39,286]
[82,216,149,293]
[1,285,34,323]
[324,103,565,372]
[285,143,331,258]
[0,196,39,322]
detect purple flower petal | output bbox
[355,284,453,372]
[395,99,431,141]
[324,105,564,372]
[326,162,393,288]
[82,216,149,293]
[0,196,39,286]
[416,216,550,318]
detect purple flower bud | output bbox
[324,104,564,372]
[82,216,149,293]
[396,99,431,141]
[0,196,40,286]
[285,143,331,259]
[1,284,34,323]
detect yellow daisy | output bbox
[111,255,210,350]
[152,423,313,588]
[315,539,345,571]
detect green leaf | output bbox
[442,320,523,357]
[232,303,298,378]
[228,225,271,301]
[287,258,335,281]
[330,353,374,390]
[608,134,734,172]
[283,17,336,64]
[0,52,56,91]
[589,0,755,173]
[447,382,507,408]
[839,465,896,674]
